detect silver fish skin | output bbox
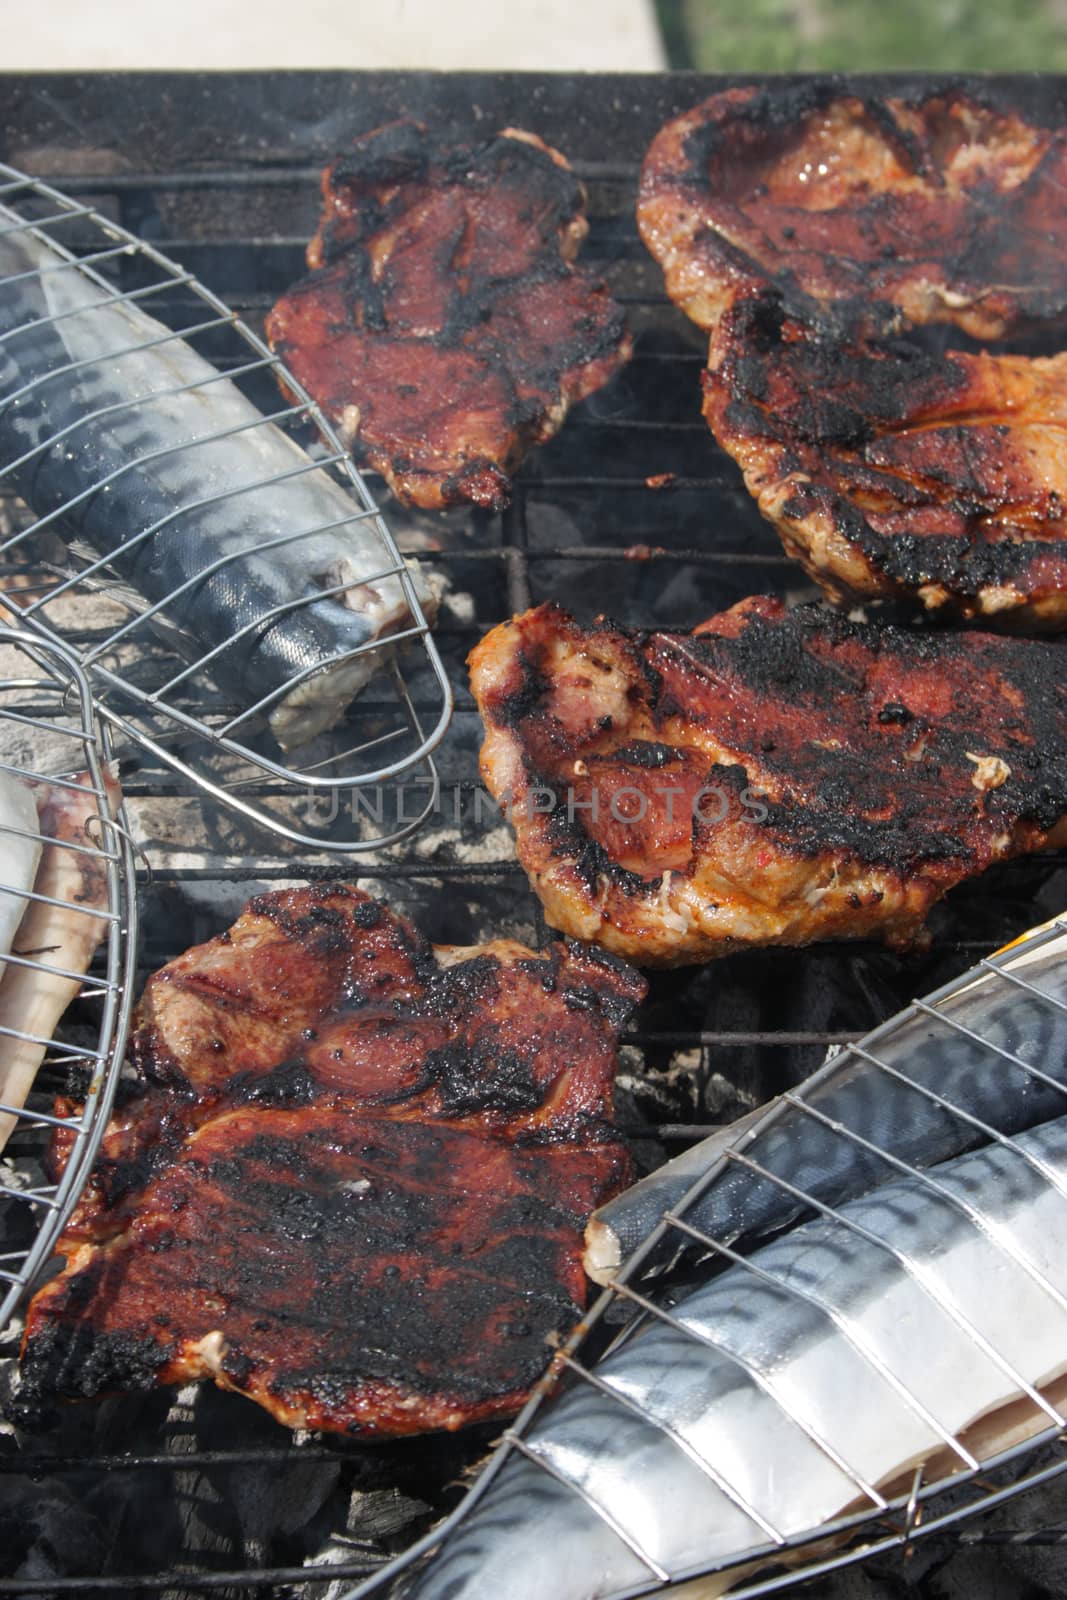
[0,213,436,748]
[388,917,1067,1600]
[400,1112,1067,1600]
[587,922,1067,1279]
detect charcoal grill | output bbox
[1,70,1066,1600]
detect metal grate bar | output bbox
[0,165,453,851]
[662,1209,977,1470]
[598,1275,885,1516]
[848,1039,1067,1202]
[977,956,1067,1015]
[0,351,278,488]
[910,997,1067,1102]
[0,624,137,1335]
[780,1089,1067,1322]
[723,1142,1065,1427]
[501,1429,671,1582]
[0,1563,382,1594]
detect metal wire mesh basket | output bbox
[0,165,452,854]
[0,623,137,1335]
[344,917,1067,1599]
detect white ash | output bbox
[302,1487,432,1599]
[0,633,102,777]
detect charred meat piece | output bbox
[20,886,643,1436]
[470,600,1067,966]
[637,83,1067,339]
[266,121,631,511]
[639,84,1067,627]
[22,1108,628,1437]
[704,289,1067,628]
[46,881,435,1240]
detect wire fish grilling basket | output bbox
[345,914,1067,1600]
[0,165,452,855]
[0,623,137,1336]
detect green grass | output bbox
[659,0,1067,72]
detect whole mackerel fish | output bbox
[380,916,1067,1600]
[0,205,436,749]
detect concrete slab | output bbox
[3,0,666,72]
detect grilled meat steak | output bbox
[704,290,1067,628]
[266,121,631,511]
[639,84,1067,626]
[470,599,1067,965]
[19,886,643,1436]
[637,83,1067,339]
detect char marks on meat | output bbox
[470,599,1067,965]
[638,84,1067,627]
[19,886,643,1436]
[637,82,1067,339]
[704,290,1067,628]
[266,121,631,511]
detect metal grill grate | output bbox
[0,623,137,1334]
[0,165,451,854]
[1,70,1066,1600]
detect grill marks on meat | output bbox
[25,1110,624,1436]
[265,121,631,511]
[19,886,643,1436]
[638,84,1067,626]
[704,291,1067,628]
[51,884,431,1238]
[637,83,1066,340]
[469,600,1067,966]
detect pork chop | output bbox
[19,886,643,1435]
[637,83,1067,340]
[639,85,1067,627]
[267,121,631,511]
[470,599,1067,965]
[703,288,1067,628]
